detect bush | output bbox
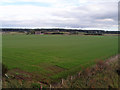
[30,30,35,34]
[2,64,8,77]
[31,83,42,88]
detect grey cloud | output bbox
[49,2,117,29]
[1,1,118,30]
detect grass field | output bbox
[2,34,118,82]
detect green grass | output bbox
[2,34,118,81]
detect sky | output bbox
[0,0,119,31]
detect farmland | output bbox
[2,34,118,83]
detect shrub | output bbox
[2,64,8,77]
[31,83,41,88]
[96,60,106,71]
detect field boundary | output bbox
[51,54,119,88]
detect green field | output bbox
[2,35,118,81]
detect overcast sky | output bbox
[0,0,119,31]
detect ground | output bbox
[2,34,119,88]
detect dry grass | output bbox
[51,55,119,88]
[2,55,119,88]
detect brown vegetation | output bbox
[2,55,119,88]
[51,55,119,88]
